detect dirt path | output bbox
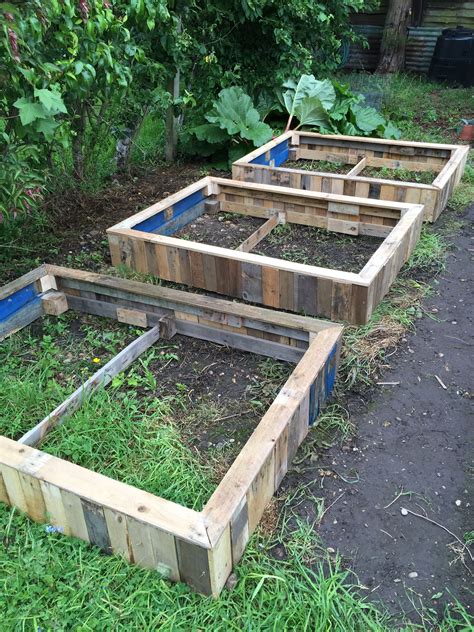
[290,205,473,619]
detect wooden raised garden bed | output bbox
[0,265,342,596]
[232,131,469,223]
[107,177,424,325]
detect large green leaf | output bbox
[352,105,385,134]
[380,121,402,140]
[13,98,47,125]
[34,88,67,114]
[205,87,272,147]
[192,123,229,144]
[282,75,336,127]
[294,96,329,129]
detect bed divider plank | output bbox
[107,177,424,324]
[232,131,469,223]
[18,323,165,447]
[0,266,342,596]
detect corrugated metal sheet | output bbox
[405,27,442,73]
[345,23,466,73]
[344,25,382,71]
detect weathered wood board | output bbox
[232,131,469,223]
[0,266,342,596]
[107,177,424,324]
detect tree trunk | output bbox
[164,70,180,163]
[376,0,411,74]
[72,105,86,181]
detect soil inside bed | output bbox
[360,166,437,184]
[8,314,292,509]
[285,159,352,174]
[173,214,382,272]
[174,213,265,248]
[254,224,381,273]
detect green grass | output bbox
[42,390,214,510]
[0,315,134,439]
[404,227,448,275]
[0,503,392,631]
[342,72,474,144]
[286,159,348,173]
[362,166,436,185]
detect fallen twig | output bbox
[384,487,405,509]
[319,491,346,522]
[400,507,473,562]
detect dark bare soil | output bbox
[1,163,225,283]
[254,224,381,272]
[140,335,291,467]
[282,204,474,620]
[286,159,351,174]
[174,213,382,272]
[174,213,264,249]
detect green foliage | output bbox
[282,75,400,139]
[0,136,45,222]
[191,87,273,165]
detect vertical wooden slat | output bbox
[104,508,131,561]
[230,495,249,565]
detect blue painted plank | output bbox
[133,190,205,234]
[324,343,338,397]
[0,284,39,322]
[250,139,289,167]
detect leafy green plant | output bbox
[281,75,400,139]
[0,137,45,222]
[191,87,273,165]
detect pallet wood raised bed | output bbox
[0,265,342,596]
[232,131,469,223]
[107,177,424,325]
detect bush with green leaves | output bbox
[189,76,401,164]
[190,87,273,166]
[281,75,400,139]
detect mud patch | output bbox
[282,204,474,620]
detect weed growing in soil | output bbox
[362,166,436,184]
[286,159,349,174]
[448,153,474,212]
[404,228,447,276]
[42,389,214,510]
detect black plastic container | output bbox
[429,26,474,87]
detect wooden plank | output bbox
[235,215,279,252]
[229,495,249,564]
[0,265,47,301]
[0,436,210,547]
[117,307,148,327]
[0,300,44,342]
[346,157,367,176]
[48,266,339,333]
[104,508,131,560]
[175,320,304,363]
[208,525,232,596]
[176,537,211,594]
[82,498,112,553]
[40,480,69,534]
[41,291,69,316]
[203,328,342,545]
[19,325,163,446]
